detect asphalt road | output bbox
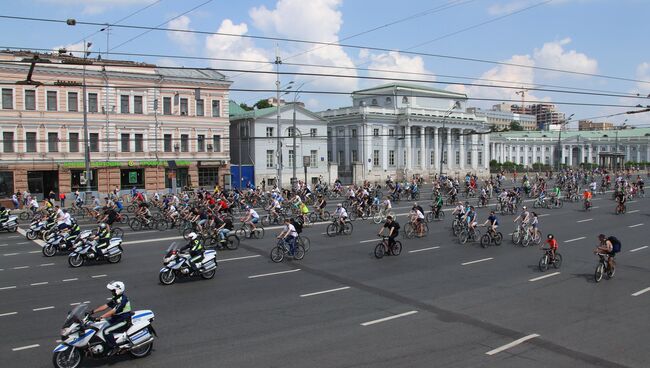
[1,188,648,368]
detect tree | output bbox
[253,99,273,109]
[239,103,253,111]
[509,121,524,131]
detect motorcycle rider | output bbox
[92,281,132,356]
[181,232,204,272]
[0,206,10,226]
[92,223,111,258]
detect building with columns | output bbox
[489,128,650,169]
[320,83,490,184]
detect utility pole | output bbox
[439,101,461,177]
[275,46,282,189]
[82,40,92,202]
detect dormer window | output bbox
[371,99,378,106]
[402,96,408,104]
[385,97,392,106]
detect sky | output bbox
[1,0,650,127]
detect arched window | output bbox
[385,97,392,106]
[371,98,378,106]
[402,96,408,104]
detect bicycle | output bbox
[270,238,305,263]
[583,199,592,211]
[615,202,626,215]
[372,207,394,224]
[326,218,353,237]
[261,211,284,227]
[594,253,615,282]
[458,224,480,245]
[538,248,562,272]
[296,234,311,252]
[308,208,331,223]
[374,236,402,259]
[404,220,429,239]
[235,222,265,239]
[425,205,445,222]
[480,226,503,248]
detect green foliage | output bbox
[239,103,253,111]
[253,99,273,109]
[509,121,524,131]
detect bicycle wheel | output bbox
[425,212,433,223]
[261,216,271,227]
[594,263,604,282]
[404,223,415,239]
[226,235,240,250]
[308,213,317,223]
[374,243,385,259]
[293,245,305,260]
[128,218,141,232]
[119,214,129,225]
[235,228,246,238]
[19,211,29,221]
[607,264,615,279]
[522,235,531,247]
[343,222,353,235]
[437,211,445,220]
[538,255,549,272]
[182,228,194,240]
[156,220,169,231]
[460,230,469,244]
[348,211,357,222]
[480,234,490,248]
[297,236,310,252]
[322,211,331,221]
[270,246,284,263]
[326,223,337,237]
[533,231,542,245]
[111,227,124,238]
[373,213,383,224]
[553,253,562,269]
[494,232,503,246]
[391,241,402,256]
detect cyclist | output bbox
[314,195,327,219]
[513,205,530,232]
[615,190,626,213]
[410,205,425,237]
[241,206,260,232]
[529,212,540,240]
[481,210,499,236]
[544,234,558,261]
[583,189,593,209]
[593,234,615,272]
[333,203,348,232]
[277,218,298,256]
[464,205,478,234]
[377,215,400,255]
[432,192,443,218]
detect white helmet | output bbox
[188,232,198,241]
[107,281,125,296]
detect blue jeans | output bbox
[218,229,231,241]
[285,236,297,255]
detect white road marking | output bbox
[13,266,29,270]
[631,287,650,297]
[486,334,540,355]
[628,223,644,228]
[361,310,419,326]
[577,219,593,223]
[12,344,40,351]
[538,214,550,217]
[123,236,182,246]
[3,253,19,256]
[300,286,351,298]
[529,272,561,282]
[91,274,107,278]
[218,255,261,262]
[592,206,600,209]
[627,210,640,214]
[0,312,17,317]
[40,263,55,267]
[62,278,78,282]
[248,269,301,279]
[461,257,493,266]
[28,250,40,254]
[359,239,379,244]
[0,286,17,290]
[630,246,648,253]
[32,306,55,311]
[16,241,30,245]
[628,200,637,203]
[564,237,586,243]
[408,246,440,253]
[30,282,48,286]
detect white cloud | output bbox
[364,51,434,86]
[533,38,598,78]
[39,0,156,15]
[167,16,197,52]
[52,41,92,57]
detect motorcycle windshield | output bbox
[166,242,179,253]
[64,304,87,326]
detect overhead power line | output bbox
[1,14,649,85]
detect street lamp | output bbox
[291,83,305,188]
[274,54,292,189]
[614,119,628,172]
[555,113,574,171]
[439,101,461,177]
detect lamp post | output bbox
[614,120,627,172]
[555,113,574,172]
[291,83,305,188]
[439,101,461,177]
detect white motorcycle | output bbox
[159,242,217,285]
[68,237,123,267]
[52,304,156,368]
[43,230,91,257]
[0,215,18,233]
[26,218,48,240]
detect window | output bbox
[389,150,395,166]
[351,129,357,137]
[120,95,129,114]
[180,98,188,116]
[196,99,204,116]
[3,132,14,153]
[288,127,296,137]
[310,150,317,168]
[134,96,143,114]
[69,133,79,153]
[163,97,172,115]
[197,135,205,152]
[24,90,36,110]
[0,172,14,198]
[388,129,394,137]
[338,151,344,165]
[212,100,221,117]
[212,135,221,152]
[266,150,274,168]
[455,151,460,165]
[88,93,98,113]
[430,151,435,166]
[71,169,97,191]
[134,134,143,152]
[467,154,471,165]
[180,134,189,152]
[385,97,392,106]
[288,150,295,168]
[120,169,145,189]
[327,151,332,162]
[1,89,12,109]
[198,168,218,187]
[310,128,317,137]
[164,134,172,152]
[373,150,380,166]
[240,125,249,138]
[373,128,379,137]
[351,150,358,162]
[371,98,378,106]
[26,132,37,152]
[417,150,422,166]
[403,151,407,166]
[48,132,58,152]
[266,127,274,137]
[67,92,78,112]
[47,91,57,111]
[121,133,130,152]
[89,133,99,152]
[401,127,406,138]
[402,96,408,104]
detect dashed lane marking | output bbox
[300,286,351,298]
[631,287,650,297]
[577,219,593,223]
[32,306,55,312]
[628,223,644,228]
[529,272,561,282]
[248,269,301,279]
[40,263,55,267]
[30,282,48,286]
[62,278,78,282]
[564,237,586,243]
[16,242,30,245]
[630,246,648,253]
[91,274,107,278]
[409,246,440,253]
[359,239,379,244]
[12,344,40,351]
[628,210,640,214]
[361,311,419,326]
[0,312,17,317]
[13,266,29,270]
[0,286,17,290]
[218,255,261,262]
[28,250,40,254]
[3,253,20,256]
[485,334,540,355]
[461,257,493,266]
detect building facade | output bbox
[511,103,566,130]
[229,101,329,188]
[578,120,614,131]
[320,83,491,184]
[489,128,650,168]
[0,51,231,199]
[467,104,536,131]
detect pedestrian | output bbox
[48,190,56,205]
[59,192,66,208]
[11,192,19,209]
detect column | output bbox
[646,144,649,163]
[471,134,478,170]
[433,127,439,172]
[405,125,412,170]
[588,145,593,164]
[446,128,452,171]
[625,145,630,163]
[501,144,506,163]
[567,145,573,167]
[549,145,554,166]
[531,145,537,166]
[382,126,388,170]
[365,125,372,173]
[344,127,350,166]
[331,128,337,163]
[420,126,426,170]
[637,145,641,163]
[483,134,490,170]
[459,131,465,171]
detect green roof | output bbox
[493,127,650,139]
[228,100,277,119]
[353,82,467,99]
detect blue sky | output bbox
[2,0,650,126]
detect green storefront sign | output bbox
[128,171,138,184]
[62,160,192,169]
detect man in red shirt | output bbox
[545,234,558,261]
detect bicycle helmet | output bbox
[547,234,554,240]
[106,281,125,296]
[522,206,527,210]
[99,223,107,230]
[188,232,198,241]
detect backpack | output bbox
[608,236,622,253]
[292,218,303,234]
[392,221,400,232]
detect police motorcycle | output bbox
[26,217,51,240]
[68,234,123,268]
[52,304,156,368]
[43,229,91,257]
[0,214,18,233]
[159,242,217,285]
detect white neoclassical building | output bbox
[489,128,650,169]
[320,83,491,184]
